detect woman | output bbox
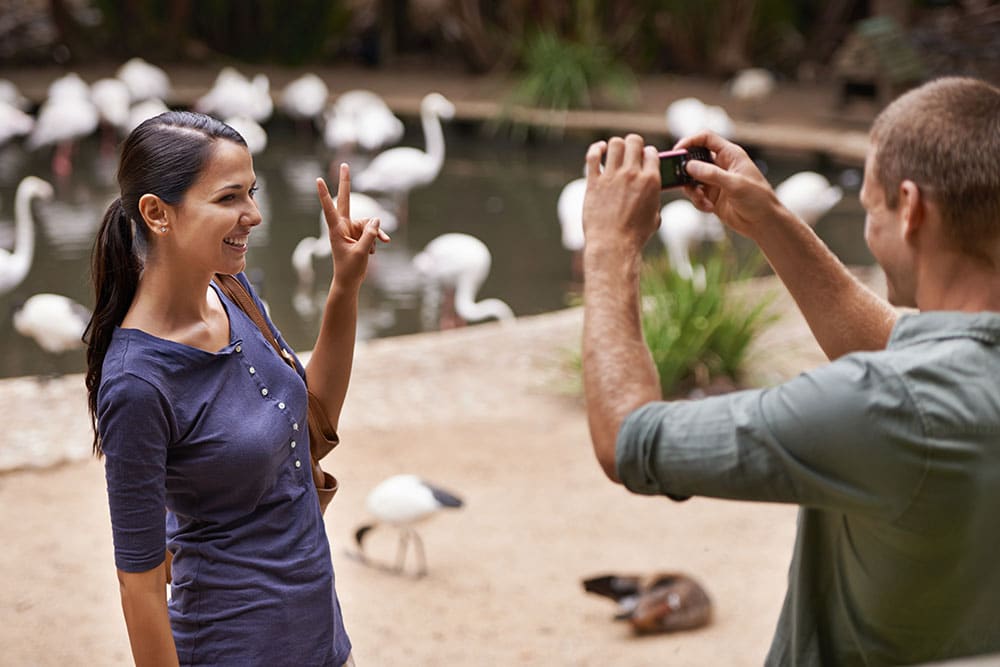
[84,110,387,666]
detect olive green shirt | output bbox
[616,311,1000,665]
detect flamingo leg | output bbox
[411,530,428,578]
[394,529,410,573]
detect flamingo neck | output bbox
[13,185,37,268]
[452,279,513,323]
[421,107,445,170]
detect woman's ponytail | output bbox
[84,197,141,456]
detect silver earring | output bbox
[160,226,167,233]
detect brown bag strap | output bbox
[214,273,340,453]
[214,273,296,369]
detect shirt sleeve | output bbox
[99,370,173,572]
[615,353,928,520]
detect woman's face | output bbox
[168,139,262,277]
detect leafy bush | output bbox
[639,250,776,396]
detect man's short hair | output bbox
[870,77,1000,256]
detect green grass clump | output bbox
[640,251,776,397]
[509,30,637,115]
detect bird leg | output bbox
[394,529,411,574]
[411,530,428,578]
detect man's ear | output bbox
[138,194,170,236]
[898,179,924,242]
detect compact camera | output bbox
[658,147,713,189]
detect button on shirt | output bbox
[99,273,350,666]
[616,311,1000,665]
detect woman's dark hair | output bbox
[84,111,246,456]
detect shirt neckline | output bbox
[889,310,1000,348]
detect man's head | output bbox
[869,77,1000,258]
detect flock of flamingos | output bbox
[1,59,845,370]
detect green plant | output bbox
[563,247,776,399]
[640,250,776,396]
[509,29,638,114]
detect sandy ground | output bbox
[0,268,888,666]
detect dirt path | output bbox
[0,267,888,666]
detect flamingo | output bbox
[354,474,464,577]
[90,77,131,154]
[665,97,733,141]
[323,89,404,154]
[556,175,587,280]
[115,57,171,103]
[0,79,30,111]
[774,171,843,227]
[0,101,34,146]
[726,68,776,119]
[352,92,454,223]
[412,232,514,330]
[27,73,99,179]
[0,176,54,295]
[224,115,267,155]
[279,73,329,131]
[126,98,170,133]
[13,293,90,354]
[658,199,727,290]
[196,67,273,124]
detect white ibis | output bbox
[354,474,464,577]
[13,293,91,355]
[774,171,843,227]
[352,92,455,224]
[658,199,727,290]
[412,232,514,330]
[0,176,54,295]
[0,100,34,147]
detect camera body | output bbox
[659,147,713,189]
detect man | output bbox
[581,77,1000,665]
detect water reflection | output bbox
[0,120,871,379]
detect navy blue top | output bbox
[99,273,351,666]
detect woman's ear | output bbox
[138,194,170,236]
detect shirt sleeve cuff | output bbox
[615,402,691,501]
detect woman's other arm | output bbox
[117,563,179,667]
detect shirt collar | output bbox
[888,310,1000,348]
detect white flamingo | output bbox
[196,67,273,123]
[354,474,464,577]
[557,175,587,279]
[0,176,54,295]
[126,98,170,133]
[412,232,514,330]
[116,57,171,103]
[323,89,404,154]
[352,92,454,223]
[727,68,777,103]
[0,79,30,111]
[224,115,267,155]
[665,97,733,141]
[658,199,727,290]
[774,171,843,227]
[291,191,398,291]
[280,73,329,131]
[13,293,90,354]
[90,77,131,153]
[28,73,99,179]
[0,101,34,146]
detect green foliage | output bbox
[639,250,776,396]
[510,29,638,113]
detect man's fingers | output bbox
[684,159,733,190]
[585,141,606,186]
[605,136,625,171]
[336,163,351,218]
[674,130,729,155]
[623,134,645,167]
